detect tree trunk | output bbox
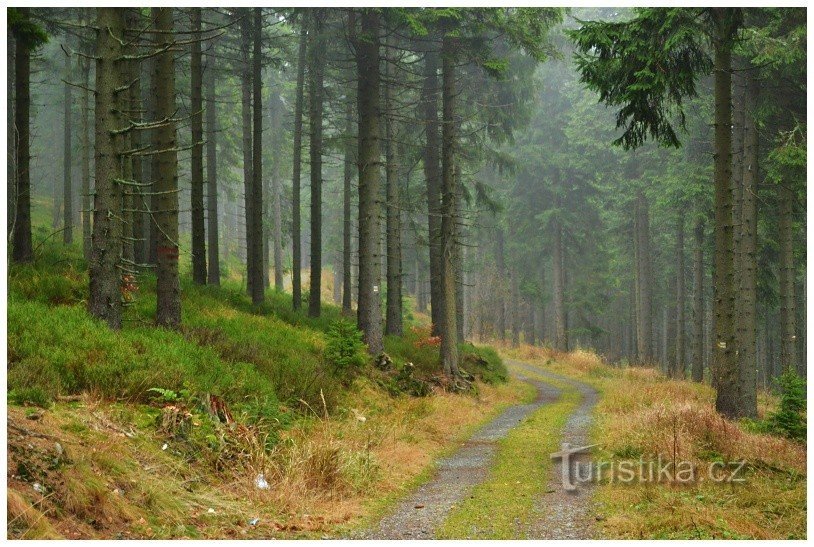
[249,7,264,305]
[205,48,220,285]
[63,50,74,245]
[510,268,520,347]
[674,211,686,378]
[384,40,403,336]
[240,14,254,297]
[88,7,126,327]
[146,55,158,266]
[552,207,568,351]
[7,33,15,244]
[12,9,32,263]
[778,165,798,373]
[355,10,384,355]
[495,227,507,340]
[130,51,144,264]
[269,89,284,292]
[691,216,704,382]
[342,92,354,315]
[710,8,739,417]
[439,33,459,376]
[291,24,306,310]
[190,7,206,284]
[81,54,92,261]
[153,7,180,328]
[737,72,758,417]
[422,37,444,337]
[634,189,653,364]
[308,9,326,317]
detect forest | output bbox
[6,6,807,540]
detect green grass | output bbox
[436,365,580,539]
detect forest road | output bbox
[507,359,599,540]
[353,358,598,539]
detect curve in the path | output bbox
[357,372,561,540]
[506,359,600,540]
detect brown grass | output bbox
[497,342,807,539]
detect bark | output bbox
[190,7,206,284]
[439,34,459,375]
[674,212,686,378]
[494,228,507,340]
[552,202,567,351]
[633,189,653,364]
[308,9,326,317]
[384,40,403,336]
[421,37,444,336]
[691,216,705,382]
[63,50,73,245]
[81,54,91,261]
[12,11,32,263]
[240,13,255,296]
[88,7,126,327]
[249,7,264,305]
[7,34,15,243]
[355,10,384,355]
[342,92,354,314]
[291,25,306,310]
[510,268,520,347]
[153,7,181,328]
[710,9,739,417]
[269,89,284,291]
[737,73,758,417]
[146,55,158,266]
[778,167,798,373]
[131,53,144,264]
[205,49,220,285]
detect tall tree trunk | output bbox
[249,7,264,305]
[510,268,520,347]
[131,53,144,264]
[240,14,255,297]
[146,55,158,266]
[80,54,92,261]
[384,40,402,336]
[552,203,567,351]
[778,169,798,374]
[342,93,354,314]
[737,72,758,417]
[190,7,206,284]
[634,189,653,364]
[88,7,126,326]
[308,9,326,317]
[355,9,384,355]
[7,34,15,244]
[710,8,739,417]
[11,10,32,263]
[153,7,180,328]
[495,227,507,340]
[63,50,74,245]
[691,216,705,382]
[205,49,220,285]
[291,24,306,310]
[675,212,686,378]
[439,33,459,375]
[421,37,444,337]
[269,88,284,292]
[120,8,137,266]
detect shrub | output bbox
[324,319,368,376]
[767,369,806,442]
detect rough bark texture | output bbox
[190,7,207,284]
[12,13,32,263]
[269,89,284,292]
[240,14,255,297]
[291,25,306,310]
[737,73,758,417]
[710,9,739,417]
[384,41,403,336]
[439,34,459,376]
[153,7,181,328]
[778,163,797,373]
[62,50,73,245]
[130,54,144,264]
[7,34,15,243]
[633,189,652,364]
[249,7,264,305]
[342,93,354,314]
[691,216,705,382]
[674,212,685,378]
[308,9,326,317]
[422,38,444,337]
[355,10,384,355]
[552,196,567,351]
[205,49,220,285]
[80,54,91,261]
[88,7,126,327]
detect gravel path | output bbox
[355,370,561,539]
[507,359,600,539]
